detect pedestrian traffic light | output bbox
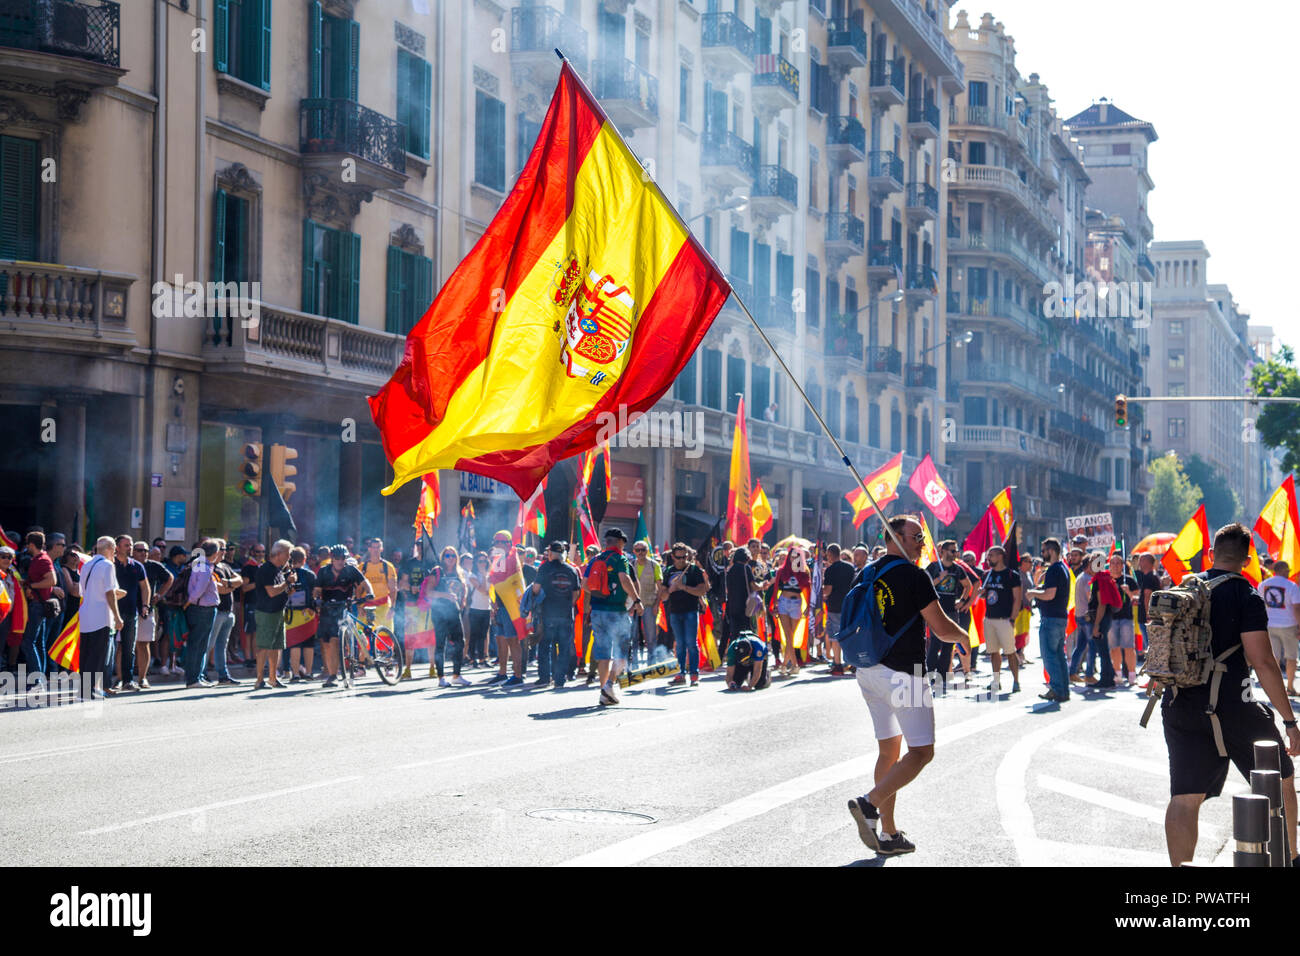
[269,443,299,503]
[240,442,262,497]
[1114,394,1128,428]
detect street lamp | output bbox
[687,194,749,224]
[918,329,973,357]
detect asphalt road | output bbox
[0,654,1247,867]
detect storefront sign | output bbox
[458,472,517,499]
[163,500,186,540]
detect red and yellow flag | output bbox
[962,486,1013,564]
[514,475,548,544]
[286,609,320,648]
[49,611,80,671]
[751,479,773,540]
[846,452,904,527]
[726,397,753,544]
[1163,504,1209,585]
[918,513,938,567]
[697,599,721,670]
[0,570,11,623]
[413,473,440,537]
[1256,475,1300,582]
[488,544,528,642]
[369,63,729,498]
[573,588,585,662]
[7,568,27,637]
[1242,538,1264,587]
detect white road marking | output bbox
[391,736,565,770]
[1053,740,1249,795]
[558,699,1047,867]
[1037,773,1220,837]
[78,776,364,835]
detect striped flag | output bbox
[369,62,728,499]
[515,475,548,544]
[286,609,319,648]
[846,452,904,527]
[488,542,528,642]
[726,397,753,544]
[49,611,80,671]
[697,600,721,670]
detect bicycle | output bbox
[323,601,404,688]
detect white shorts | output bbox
[983,617,1015,655]
[855,663,935,747]
[1269,626,1299,662]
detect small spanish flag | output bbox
[285,608,319,648]
[369,62,728,498]
[698,600,721,670]
[846,452,903,527]
[751,479,773,540]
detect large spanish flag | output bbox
[846,452,903,527]
[369,62,729,498]
[726,397,753,543]
[1256,475,1300,582]
[1162,504,1209,585]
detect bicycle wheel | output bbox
[341,625,354,690]
[371,626,403,685]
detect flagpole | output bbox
[552,48,907,557]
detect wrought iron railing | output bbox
[702,11,754,59]
[825,212,865,249]
[825,312,864,361]
[905,363,937,389]
[753,52,799,98]
[868,149,903,184]
[511,5,587,73]
[701,129,755,173]
[301,98,406,173]
[826,18,867,58]
[753,164,796,203]
[1050,409,1105,445]
[866,346,902,374]
[908,98,940,129]
[906,182,938,213]
[906,263,937,292]
[827,114,866,152]
[594,57,658,120]
[867,239,901,270]
[1052,468,1109,501]
[0,0,120,66]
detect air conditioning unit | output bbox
[38,0,93,59]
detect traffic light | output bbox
[1114,394,1128,428]
[269,443,299,503]
[240,442,263,497]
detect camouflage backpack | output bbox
[1139,572,1244,755]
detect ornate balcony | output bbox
[905,362,937,391]
[952,426,1055,463]
[905,182,938,220]
[824,212,865,259]
[826,18,867,70]
[1049,409,1105,446]
[750,164,797,218]
[866,345,903,376]
[907,97,940,139]
[966,360,1059,404]
[752,53,799,113]
[0,258,135,350]
[0,0,124,119]
[867,150,904,195]
[905,263,938,302]
[511,5,587,90]
[701,12,754,77]
[593,57,658,130]
[868,59,906,108]
[825,115,866,167]
[825,312,865,362]
[1051,468,1109,501]
[300,98,407,213]
[866,239,902,281]
[700,129,755,191]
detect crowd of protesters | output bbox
[4,520,1300,713]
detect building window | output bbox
[806,383,821,433]
[1169,319,1184,336]
[0,135,39,260]
[805,267,821,328]
[1169,382,1186,397]
[1168,349,1185,369]
[752,365,770,416]
[679,65,691,124]
[516,113,542,178]
[889,402,902,453]
[1115,462,1125,491]
[397,49,432,158]
[309,7,359,100]
[845,394,859,444]
[868,401,881,447]
[1168,417,1186,439]
[967,141,986,165]
[302,219,360,323]
[212,189,250,285]
[216,0,272,91]
[827,388,841,435]
[702,348,722,409]
[730,228,750,281]
[385,245,433,336]
[1112,142,1130,156]
[1100,458,1111,486]
[726,354,745,412]
[475,90,506,191]
[674,352,697,404]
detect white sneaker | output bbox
[452,675,471,687]
[438,677,451,688]
[990,674,1002,693]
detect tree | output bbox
[1147,454,1203,532]
[1250,344,1300,472]
[1183,454,1240,530]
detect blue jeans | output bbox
[1039,616,1068,699]
[209,610,235,680]
[1069,619,1092,676]
[669,611,699,678]
[21,609,48,678]
[538,618,573,684]
[184,605,217,685]
[1092,615,1117,685]
[590,609,631,662]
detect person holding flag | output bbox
[486,530,528,688]
[1026,538,1071,703]
[772,547,812,677]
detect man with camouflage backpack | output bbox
[1152,523,1300,866]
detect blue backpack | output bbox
[837,555,919,668]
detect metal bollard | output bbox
[1250,769,1288,868]
[1233,793,1271,867]
[1254,740,1281,772]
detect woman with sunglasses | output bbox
[421,547,471,687]
[467,552,492,667]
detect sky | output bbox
[947,1,1297,350]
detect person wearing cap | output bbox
[532,541,580,687]
[583,527,642,706]
[312,544,373,688]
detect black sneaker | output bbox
[599,686,618,706]
[877,831,916,856]
[848,796,880,852]
[485,673,508,685]
[218,677,242,686]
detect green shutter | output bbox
[418,57,432,159]
[346,20,360,101]
[385,244,402,334]
[329,18,348,98]
[259,0,272,91]
[0,136,38,261]
[301,219,317,314]
[415,255,433,328]
[234,195,248,283]
[308,2,322,98]
[212,189,228,284]
[491,96,505,190]
[396,50,410,147]
[213,0,229,74]
[342,230,360,324]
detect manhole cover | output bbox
[526,808,656,825]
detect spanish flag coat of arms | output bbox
[370,62,730,497]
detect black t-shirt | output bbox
[240,561,260,606]
[1135,570,1161,624]
[287,566,317,610]
[663,563,705,614]
[1038,561,1070,619]
[143,559,172,595]
[1166,570,1268,712]
[871,556,939,674]
[725,562,755,617]
[981,566,1020,620]
[398,558,426,605]
[925,561,965,618]
[534,560,580,621]
[317,563,367,603]
[114,557,146,616]
[254,560,289,613]
[823,559,857,614]
[214,561,238,613]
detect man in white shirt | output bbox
[78,536,125,701]
[1258,560,1300,696]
